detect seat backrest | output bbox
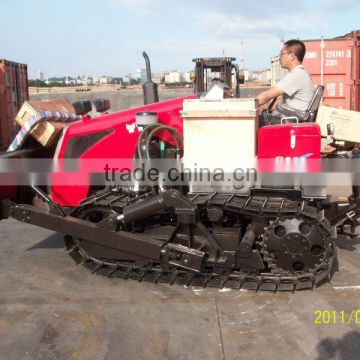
[306,85,324,121]
[269,85,325,125]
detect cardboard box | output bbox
[316,105,360,143]
[16,99,75,147]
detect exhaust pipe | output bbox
[142,51,159,105]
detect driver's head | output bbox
[280,39,306,69]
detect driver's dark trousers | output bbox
[259,110,282,127]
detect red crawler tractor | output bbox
[0,54,359,292]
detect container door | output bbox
[0,60,28,151]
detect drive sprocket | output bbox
[261,217,334,274]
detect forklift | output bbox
[192,57,245,97]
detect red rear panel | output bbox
[258,123,321,159]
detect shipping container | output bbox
[0,59,29,151]
[303,30,360,111]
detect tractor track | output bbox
[66,191,335,292]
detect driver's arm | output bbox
[255,86,284,106]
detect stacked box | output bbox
[15,99,75,146]
[316,105,360,143]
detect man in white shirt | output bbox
[256,39,315,124]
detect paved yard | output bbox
[0,218,360,360]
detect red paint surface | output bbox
[258,123,321,159]
[258,123,321,173]
[51,95,197,206]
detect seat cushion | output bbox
[276,104,308,121]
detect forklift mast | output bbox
[192,57,244,97]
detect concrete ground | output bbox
[1,218,360,360]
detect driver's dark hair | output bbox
[284,39,306,62]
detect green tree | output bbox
[28,79,48,87]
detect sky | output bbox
[1,0,359,79]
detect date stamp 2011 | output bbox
[314,310,360,325]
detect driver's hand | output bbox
[259,104,269,111]
[321,144,336,154]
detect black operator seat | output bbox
[276,85,325,122]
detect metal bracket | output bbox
[6,201,164,261]
[162,243,205,272]
[118,190,197,225]
[346,210,356,220]
[280,116,299,125]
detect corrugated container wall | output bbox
[0,60,29,151]
[303,30,360,111]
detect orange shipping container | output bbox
[0,59,29,151]
[303,30,360,111]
